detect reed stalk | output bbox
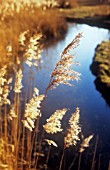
[78,152,82,170]
[91,135,99,170]
[69,152,79,170]
[59,146,66,170]
[35,130,45,169]
[0,31,83,170]
[98,154,101,170]
[45,145,51,170]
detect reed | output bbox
[0,1,67,66]
[0,30,83,169]
[59,107,81,170]
[0,18,100,170]
[91,135,99,170]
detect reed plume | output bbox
[44,139,58,147]
[61,33,82,58]
[59,107,81,170]
[18,30,29,47]
[22,87,44,131]
[14,69,23,93]
[1,80,11,106]
[68,134,94,170]
[8,105,17,121]
[47,33,82,90]
[79,134,94,153]
[6,43,12,57]
[44,139,58,170]
[43,108,67,134]
[64,107,81,148]
[0,66,7,88]
[24,33,43,67]
[0,66,12,106]
[77,134,93,170]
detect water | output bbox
[23,23,110,169]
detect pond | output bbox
[22,23,110,169]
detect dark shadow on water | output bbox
[90,61,110,107]
[43,30,68,49]
[67,14,110,30]
[94,78,110,107]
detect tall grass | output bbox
[0,27,96,170]
[1,23,109,170]
[0,2,67,66]
[0,2,109,170]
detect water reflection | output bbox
[94,78,110,106]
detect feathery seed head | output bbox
[24,33,43,67]
[0,66,7,87]
[6,43,12,57]
[79,134,94,153]
[8,105,17,121]
[0,66,12,106]
[14,69,23,93]
[61,33,83,59]
[48,33,82,90]
[43,108,67,134]
[64,107,81,148]
[22,87,44,131]
[18,30,29,46]
[6,44,12,53]
[44,139,58,147]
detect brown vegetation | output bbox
[59,5,110,18]
[0,3,67,66]
[0,1,109,169]
[90,40,110,106]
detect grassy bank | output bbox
[59,5,110,29]
[90,41,110,106]
[90,41,110,86]
[59,5,110,18]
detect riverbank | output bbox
[90,41,110,106]
[59,5,110,29]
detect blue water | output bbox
[23,23,110,169]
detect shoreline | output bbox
[66,14,110,29]
[59,5,110,29]
[90,40,110,106]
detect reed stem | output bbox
[59,147,65,170]
[69,152,79,170]
[45,145,51,170]
[91,135,98,170]
[78,152,82,170]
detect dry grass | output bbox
[0,1,109,170]
[0,3,67,66]
[65,0,78,8]
[0,32,85,170]
[0,23,109,170]
[59,5,110,18]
